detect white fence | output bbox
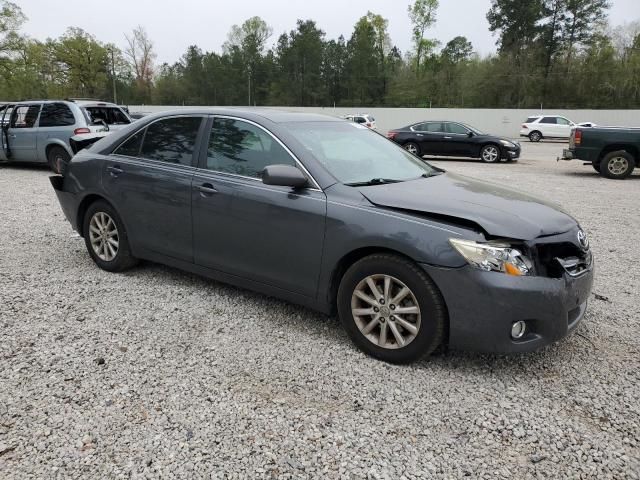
[128,106,640,138]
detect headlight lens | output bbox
[449,239,532,276]
[500,140,515,147]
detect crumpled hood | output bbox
[359,172,576,240]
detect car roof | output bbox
[141,108,342,124]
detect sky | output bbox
[16,0,640,65]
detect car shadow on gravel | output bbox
[90,258,599,373]
[559,170,640,180]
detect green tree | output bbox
[224,16,272,105]
[408,0,439,76]
[563,0,610,63]
[441,36,473,63]
[54,27,109,97]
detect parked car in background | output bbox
[387,121,521,163]
[0,99,131,173]
[520,115,596,142]
[560,126,639,179]
[342,114,377,129]
[51,109,593,363]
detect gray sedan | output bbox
[51,109,594,363]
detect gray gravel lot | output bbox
[1,142,639,479]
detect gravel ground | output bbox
[1,143,639,479]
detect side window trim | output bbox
[10,104,42,129]
[202,114,322,191]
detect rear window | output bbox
[39,103,76,127]
[83,107,131,125]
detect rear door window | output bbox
[540,117,557,124]
[446,123,469,135]
[206,118,295,178]
[10,105,41,129]
[39,103,76,127]
[140,116,202,165]
[425,122,444,133]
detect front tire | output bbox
[600,150,635,180]
[337,254,446,364]
[529,131,542,143]
[404,142,421,157]
[83,200,137,272]
[480,144,501,163]
[47,146,71,174]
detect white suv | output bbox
[343,114,377,129]
[520,115,578,142]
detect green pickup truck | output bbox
[561,126,639,179]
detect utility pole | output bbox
[109,47,117,104]
[248,65,251,106]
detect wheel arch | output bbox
[76,193,110,237]
[597,144,638,164]
[44,140,73,159]
[328,246,450,345]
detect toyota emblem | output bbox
[577,230,590,251]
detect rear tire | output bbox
[337,254,446,364]
[529,131,542,143]
[404,142,421,157]
[47,146,71,175]
[83,200,137,272]
[600,150,635,180]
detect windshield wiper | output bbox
[345,178,404,187]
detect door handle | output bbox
[444,136,453,139]
[199,183,218,196]
[107,166,123,177]
[8,134,16,139]
[416,134,424,137]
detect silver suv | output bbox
[0,99,132,173]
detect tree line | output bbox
[1,0,639,109]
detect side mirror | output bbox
[467,131,474,138]
[262,164,309,189]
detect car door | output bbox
[6,104,41,162]
[443,122,475,157]
[37,102,77,156]
[102,115,206,262]
[192,116,327,298]
[556,117,573,139]
[539,116,558,138]
[413,122,446,155]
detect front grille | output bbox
[535,241,592,278]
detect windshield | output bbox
[285,122,438,185]
[465,124,485,135]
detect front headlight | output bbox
[449,239,532,276]
[500,140,515,147]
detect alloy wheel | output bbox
[89,212,119,262]
[350,274,421,349]
[482,146,499,162]
[607,156,629,176]
[405,144,418,155]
